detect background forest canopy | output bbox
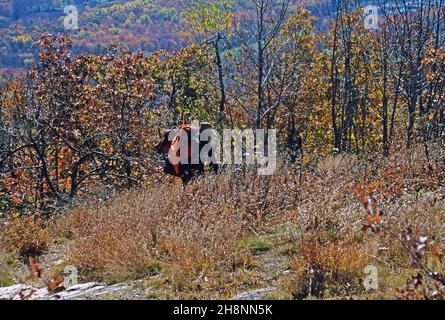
[0,0,421,78]
[0,0,444,216]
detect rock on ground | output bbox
[230,287,277,300]
[0,282,129,300]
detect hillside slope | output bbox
[0,0,335,81]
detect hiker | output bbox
[154,123,218,184]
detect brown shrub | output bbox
[288,236,373,299]
[282,141,445,300]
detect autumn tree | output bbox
[155,44,218,126]
[325,2,383,154]
[259,8,320,161]
[183,0,235,129]
[232,0,290,128]
[0,35,159,214]
[381,0,445,149]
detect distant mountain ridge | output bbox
[0,0,426,82]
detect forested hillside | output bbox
[0,0,336,83]
[0,0,444,301]
[0,0,189,81]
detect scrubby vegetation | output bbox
[0,0,444,300]
[51,166,297,292]
[2,145,444,299]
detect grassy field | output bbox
[1,142,444,300]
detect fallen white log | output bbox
[0,282,128,300]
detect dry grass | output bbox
[0,215,52,259]
[1,141,443,299]
[288,238,373,299]
[55,166,300,288]
[0,250,17,286]
[277,141,445,299]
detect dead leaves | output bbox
[350,183,384,233]
[396,272,445,300]
[20,256,66,299]
[405,225,429,260]
[46,277,65,293]
[26,256,43,281]
[362,210,384,233]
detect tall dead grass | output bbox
[282,141,445,299]
[56,165,300,284]
[0,216,51,259]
